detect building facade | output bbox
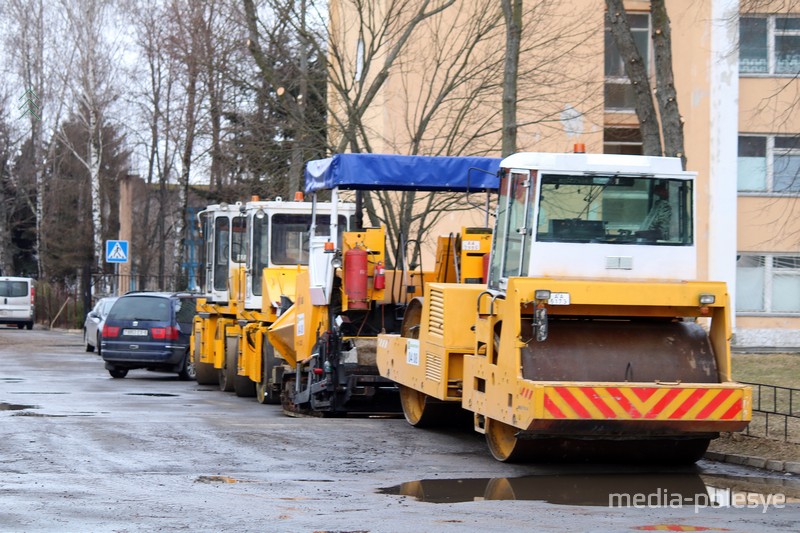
[328,0,800,348]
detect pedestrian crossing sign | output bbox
[106,240,129,263]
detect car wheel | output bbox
[85,329,95,352]
[109,368,128,379]
[96,333,103,356]
[178,351,196,381]
[25,322,33,330]
[17,323,24,330]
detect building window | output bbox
[738,135,800,193]
[604,128,643,154]
[737,254,800,314]
[604,13,650,111]
[740,16,800,75]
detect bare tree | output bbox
[125,0,181,287]
[650,0,685,165]
[501,0,522,157]
[57,0,122,284]
[0,97,15,275]
[319,1,597,266]
[605,0,662,157]
[244,0,337,196]
[605,0,686,167]
[237,1,598,266]
[3,0,73,279]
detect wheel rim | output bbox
[399,300,425,426]
[400,298,424,339]
[485,418,529,462]
[256,380,266,403]
[184,354,196,380]
[399,385,427,426]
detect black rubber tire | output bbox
[193,328,218,385]
[26,322,32,330]
[96,333,103,356]
[17,323,24,330]
[234,374,256,397]
[178,351,196,381]
[256,342,281,405]
[219,337,237,392]
[109,368,128,379]
[195,361,218,385]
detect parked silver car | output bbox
[83,296,118,355]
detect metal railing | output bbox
[33,274,192,330]
[741,381,800,443]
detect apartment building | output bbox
[735,7,800,348]
[328,0,800,348]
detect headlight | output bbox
[534,289,551,300]
[699,294,716,305]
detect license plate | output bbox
[123,329,148,336]
[548,292,570,305]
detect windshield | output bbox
[271,214,347,265]
[536,174,693,245]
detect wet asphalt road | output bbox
[1,327,798,532]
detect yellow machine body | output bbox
[191,198,355,397]
[377,278,752,458]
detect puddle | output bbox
[379,472,800,507]
[195,475,256,484]
[0,402,37,411]
[10,392,68,395]
[13,412,68,418]
[125,393,178,397]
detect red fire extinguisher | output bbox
[373,261,385,290]
[345,248,369,310]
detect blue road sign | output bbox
[106,240,129,263]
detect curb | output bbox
[704,450,800,474]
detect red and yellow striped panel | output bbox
[538,385,748,421]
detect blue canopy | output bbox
[304,153,501,194]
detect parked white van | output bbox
[0,277,35,330]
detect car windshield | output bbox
[107,296,171,322]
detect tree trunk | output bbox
[176,58,198,289]
[288,0,308,195]
[651,0,686,169]
[501,0,522,157]
[89,104,104,279]
[605,0,661,155]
